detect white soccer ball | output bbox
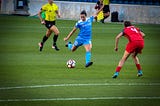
[66,59,76,68]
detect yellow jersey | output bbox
[41,3,58,21]
[103,0,110,5]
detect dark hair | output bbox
[80,10,87,16]
[124,21,132,27]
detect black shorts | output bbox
[45,20,56,29]
[103,5,110,13]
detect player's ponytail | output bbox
[124,21,132,27]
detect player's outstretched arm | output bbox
[115,32,123,51]
[92,13,98,19]
[96,4,104,15]
[64,27,77,41]
[38,9,45,24]
[55,10,61,18]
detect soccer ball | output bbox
[66,59,76,68]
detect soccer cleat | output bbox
[137,71,143,77]
[65,44,68,47]
[112,72,119,78]
[85,62,93,68]
[65,42,71,47]
[38,42,43,51]
[52,45,60,51]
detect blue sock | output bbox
[86,51,91,64]
[138,70,143,74]
[68,42,72,50]
[114,72,119,76]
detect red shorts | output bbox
[126,41,144,53]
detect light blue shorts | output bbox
[73,38,92,47]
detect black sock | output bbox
[53,35,58,46]
[103,16,109,20]
[42,35,48,44]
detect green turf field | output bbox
[0,15,160,106]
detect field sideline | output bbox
[0,15,160,106]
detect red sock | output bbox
[116,66,122,72]
[136,64,142,71]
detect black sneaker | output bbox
[52,45,60,51]
[65,44,68,47]
[85,62,93,68]
[112,75,118,78]
[38,42,43,51]
[100,19,105,24]
[112,72,119,78]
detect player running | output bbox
[112,21,145,78]
[64,10,97,68]
[38,0,60,51]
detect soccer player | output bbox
[94,0,103,22]
[95,0,103,10]
[64,10,97,68]
[38,0,60,51]
[112,21,145,78]
[97,0,110,23]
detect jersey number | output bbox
[131,28,138,33]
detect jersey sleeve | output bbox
[137,27,143,32]
[41,4,47,11]
[54,4,58,11]
[75,22,80,28]
[90,16,94,22]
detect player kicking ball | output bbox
[112,21,145,78]
[64,10,97,68]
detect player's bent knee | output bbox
[55,32,59,35]
[132,55,136,58]
[50,26,60,35]
[54,30,59,35]
[46,32,52,37]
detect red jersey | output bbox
[123,26,144,42]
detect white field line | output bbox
[0,83,160,90]
[0,97,160,102]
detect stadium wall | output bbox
[28,0,160,24]
[1,0,160,24]
[0,0,14,14]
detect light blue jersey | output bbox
[68,16,94,65]
[75,16,94,40]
